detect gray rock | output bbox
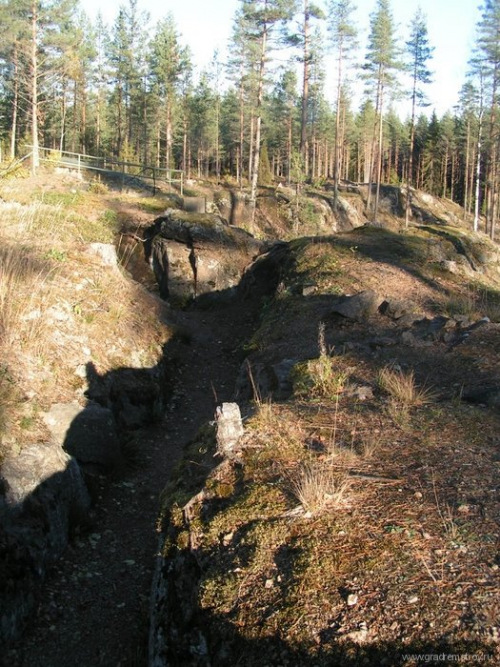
[380,298,417,320]
[148,210,264,302]
[396,312,422,328]
[215,403,244,459]
[290,282,317,296]
[400,330,433,348]
[454,314,472,328]
[463,387,500,410]
[331,290,382,321]
[271,359,298,399]
[43,402,121,472]
[440,259,459,274]
[234,357,297,401]
[345,384,374,400]
[0,442,90,643]
[86,243,118,267]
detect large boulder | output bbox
[0,442,90,643]
[330,290,383,321]
[147,210,264,303]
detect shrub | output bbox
[293,324,348,399]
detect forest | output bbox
[0,0,499,238]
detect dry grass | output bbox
[378,366,435,429]
[289,462,351,515]
[378,366,435,407]
[0,171,171,460]
[445,284,500,323]
[0,245,55,354]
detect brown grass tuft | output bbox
[378,367,434,407]
[289,462,351,515]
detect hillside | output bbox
[1,168,500,665]
[152,214,500,665]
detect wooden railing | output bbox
[28,147,184,195]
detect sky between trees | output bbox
[82,0,480,116]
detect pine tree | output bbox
[285,0,324,175]
[149,14,191,169]
[268,68,299,182]
[327,0,358,210]
[108,0,150,162]
[0,0,29,159]
[236,0,296,216]
[456,81,481,220]
[362,0,401,220]
[404,7,433,227]
[473,0,500,239]
[0,0,77,169]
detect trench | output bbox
[4,234,277,666]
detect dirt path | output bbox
[5,298,257,667]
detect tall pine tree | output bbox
[362,0,401,220]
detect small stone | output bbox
[347,593,358,606]
[265,579,274,589]
[345,627,369,643]
[215,403,244,458]
[222,532,234,547]
[407,595,419,604]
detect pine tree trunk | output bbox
[59,80,67,152]
[249,24,268,218]
[9,44,19,160]
[463,119,470,218]
[31,0,40,173]
[373,79,385,222]
[239,76,244,189]
[165,96,173,169]
[450,150,456,202]
[473,109,483,233]
[333,44,343,212]
[442,147,448,199]
[300,0,309,175]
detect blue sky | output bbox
[81,0,481,116]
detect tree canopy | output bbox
[0,0,498,237]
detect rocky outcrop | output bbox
[0,442,90,643]
[84,361,167,431]
[43,402,122,473]
[146,210,264,302]
[1,360,168,645]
